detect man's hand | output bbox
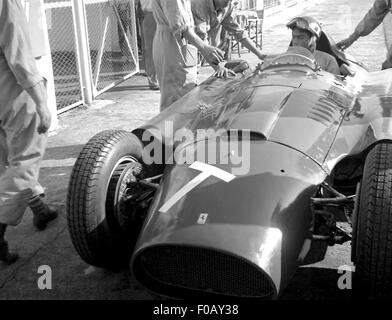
[200,44,225,66]
[35,103,52,134]
[336,34,357,50]
[183,28,224,66]
[257,53,267,61]
[25,81,51,134]
[212,64,236,78]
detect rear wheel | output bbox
[67,130,151,269]
[353,143,392,298]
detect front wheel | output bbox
[353,143,392,298]
[67,130,150,269]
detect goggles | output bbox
[287,17,321,39]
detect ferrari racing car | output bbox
[67,28,392,299]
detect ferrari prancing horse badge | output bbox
[197,213,208,224]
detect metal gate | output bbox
[44,0,84,112]
[43,0,139,113]
[84,0,139,96]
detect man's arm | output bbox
[159,0,228,74]
[337,0,389,49]
[239,37,266,60]
[191,0,209,42]
[182,28,224,66]
[353,0,389,38]
[183,28,235,77]
[221,6,265,60]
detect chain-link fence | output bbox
[44,0,84,112]
[85,0,139,94]
[43,0,138,112]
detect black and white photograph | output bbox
[0,0,392,309]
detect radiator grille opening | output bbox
[133,245,275,299]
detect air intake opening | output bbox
[132,245,276,299]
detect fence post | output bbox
[72,0,93,105]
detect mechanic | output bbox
[152,0,233,111]
[140,0,159,90]
[191,0,265,61]
[0,0,58,264]
[337,0,392,70]
[287,16,340,75]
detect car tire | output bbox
[353,142,392,298]
[67,130,146,269]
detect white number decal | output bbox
[159,162,235,213]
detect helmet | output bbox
[287,16,322,39]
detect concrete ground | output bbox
[0,0,390,300]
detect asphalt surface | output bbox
[0,0,390,300]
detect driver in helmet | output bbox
[287,16,340,75]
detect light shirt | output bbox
[314,50,340,75]
[152,0,194,40]
[0,0,42,105]
[288,46,340,75]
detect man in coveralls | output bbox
[0,0,58,264]
[152,0,232,111]
[191,0,265,61]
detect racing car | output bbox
[66,26,392,299]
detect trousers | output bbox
[0,90,46,226]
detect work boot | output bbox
[147,76,159,91]
[149,82,160,91]
[28,196,58,231]
[0,240,19,265]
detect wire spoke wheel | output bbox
[67,130,153,269]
